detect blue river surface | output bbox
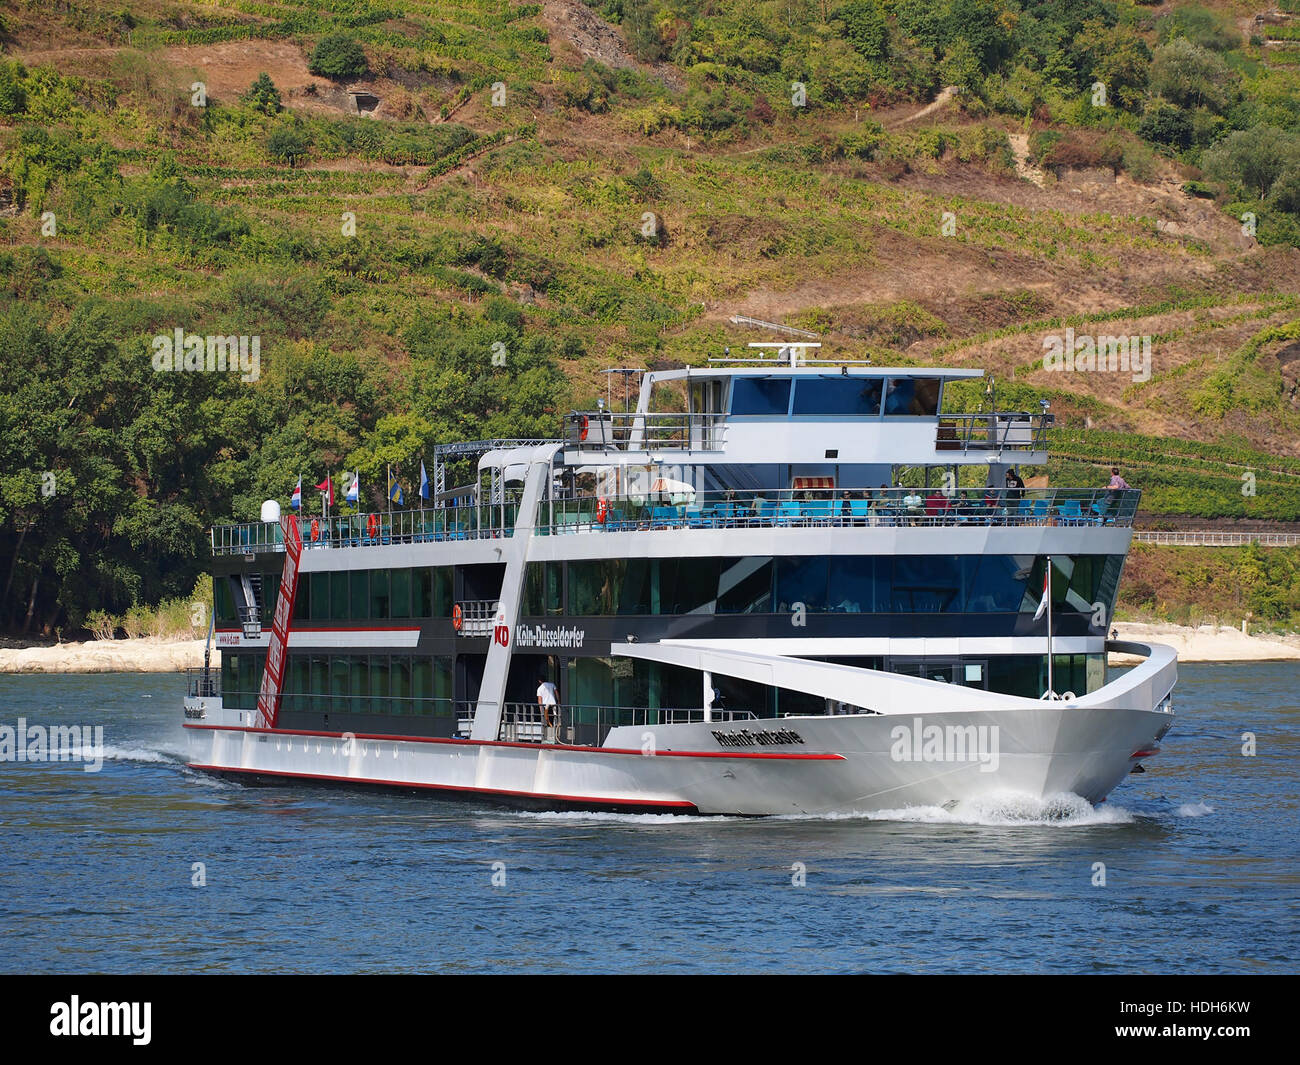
[0,663,1296,975]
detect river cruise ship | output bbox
[183,348,1177,815]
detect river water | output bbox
[1,663,1296,974]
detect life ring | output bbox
[310,518,320,542]
[596,498,608,524]
[366,513,379,538]
[579,415,589,442]
[452,604,463,631]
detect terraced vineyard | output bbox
[3,0,1300,633]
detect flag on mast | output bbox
[1033,564,1050,621]
[419,460,430,502]
[389,468,404,507]
[290,476,302,510]
[345,472,360,504]
[315,474,334,508]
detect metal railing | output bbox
[495,702,756,746]
[185,667,219,698]
[455,600,499,637]
[564,410,727,452]
[539,487,1140,534]
[1133,530,1300,547]
[211,503,520,556]
[937,413,1053,453]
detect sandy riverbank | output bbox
[1110,623,1300,665]
[0,638,217,674]
[1,623,1298,674]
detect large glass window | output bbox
[731,377,792,416]
[349,570,370,621]
[391,568,412,619]
[329,571,348,621]
[968,555,1033,612]
[309,572,330,621]
[718,557,772,614]
[415,567,433,617]
[884,377,941,416]
[775,557,828,613]
[412,657,433,715]
[370,655,390,712]
[792,376,883,416]
[370,569,391,620]
[827,557,887,613]
[891,555,962,612]
[214,577,236,624]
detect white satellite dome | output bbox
[260,499,282,523]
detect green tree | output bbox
[836,0,889,61]
[1201,126,1300,201]
[243,72,282,115]
[1149,38,1235,114]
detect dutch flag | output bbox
[290,476,302,510]
[346,472,360,504]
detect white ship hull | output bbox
[184,641,1175,817]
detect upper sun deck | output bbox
[563,352,1053,466]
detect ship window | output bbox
[350,570,370,620]
[731,377,792,416]
[617,559,652,615]
[718,557,772,614]
[330,656,350,708]
[370,655,390,708]
[391,568,412,619]
[968,555,1032,612]
[544,564,562,616]
[883,377,941,416]
[436,567,454,617]
[350,656,369,713]
[666,557,720,614]
[412,657,433,715]
[792,376,883,416]
[214,576,236,624]
[330,571,348,621]
[262,572,280,624]
[434,656,453,704]
[524,563,545,616]
[891,555,962,612]
[415,568,433,617]
[370,569,391,620]
[391,656,411,706]
[309,572,330,622]
[294,574,310,621]
[827,557,886,613]
[775,557,828,613]
[221,654,238,705]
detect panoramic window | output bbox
[791,376,883,416]
[730,377,792,416]
[883,377,941,416]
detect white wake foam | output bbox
[826,792,1135,827]
[1174,801,1215,818]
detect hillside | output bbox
[3,0,1300,635]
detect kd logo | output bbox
[493,624,510,646]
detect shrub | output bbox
[0,60,26,116]
[308,34,369,80]
[1139,100,1193,150]
[243,72,281,115]
[267,125,310,166]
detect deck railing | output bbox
[539,487,1140,534]
[492,703,756,746]
[211,503,520,556]
[936,412,1053,452]
[564,410,727,452]
[454,600,499,637]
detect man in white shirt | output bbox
[536,676,559,733]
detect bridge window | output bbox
[791,376,883,416]
[883,377,941,416]
[730,377,792,416]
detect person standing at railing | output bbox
[1103,467,1131,524]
